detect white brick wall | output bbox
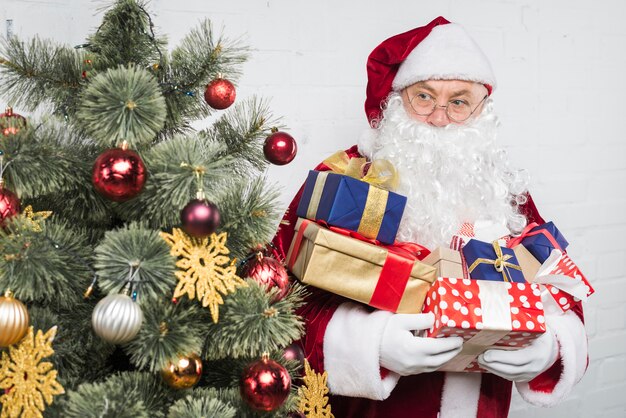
[2,1,625,416]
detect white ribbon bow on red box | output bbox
[531,249,594,314]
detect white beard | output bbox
[358,93,528,249]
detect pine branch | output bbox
[62,372,174,418]
[167,392,236,418]
[218,177,282,260]
[203,281,306,360]
[157,63,199,139]
[25,184,114,235]
[86,0,165,70]
[93,222,176,301]
[0,35,84,113]
[75,65,166,147]
[0,218,93,308]
[1,119,113,230]
[1,120,92,198]
[169,18,247,95]
[204,96,280,173]
[114,134,237,228]
[125,298,207,372]
[155,19,248,133]
[29,304,114,389]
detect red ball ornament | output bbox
[263,129,297,165]
[241,252,290,301]
[240,354,291,412]
[0,182,20,226]
[204,78,236,110]
[92,143,147,202]
[0,107,27,136]
[180,196,221,238]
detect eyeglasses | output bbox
[405,91,488,123]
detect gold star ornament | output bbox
[0,326,64,418]
[21,206,53,233]
[161,228,246,323]
[298,360,334,418]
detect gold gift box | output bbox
[422,247,464,278]
[287,218,436,313]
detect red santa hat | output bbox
[365,16,497,124]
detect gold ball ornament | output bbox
[91,293,143,344]
[160,353,203,389]
[0,290,30,347]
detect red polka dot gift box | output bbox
[422,277,546,372]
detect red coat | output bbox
[272,145,587,418]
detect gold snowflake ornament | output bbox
[298,359,334,418]
[0,326,64,418]
[161,228,246,323]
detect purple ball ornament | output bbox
[282,342,305,368]
[180,191,221,238]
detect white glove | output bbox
[478,327,559,382]
[379,312,463,376]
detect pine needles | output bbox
[94,222,176,300]
[76,65,167,146]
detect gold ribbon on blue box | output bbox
[296,151,406,245]
[463,239,525,283]
[322,151,399,191]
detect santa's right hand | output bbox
[379,312,463,376]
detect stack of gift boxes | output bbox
[286,157,594,372]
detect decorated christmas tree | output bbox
[0,1,317,416]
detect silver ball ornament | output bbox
[92,293,143,344]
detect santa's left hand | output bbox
[477,327,559,382]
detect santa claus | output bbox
[273,16,588,418]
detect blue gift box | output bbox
[462,239,526,283]
[520,221,569,263]
[296,170,406,245]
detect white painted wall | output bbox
[2,1,625,416]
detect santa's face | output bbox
[358,90,528,249]
[401,80,489,127]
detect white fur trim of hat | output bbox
[392,24,497,92]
